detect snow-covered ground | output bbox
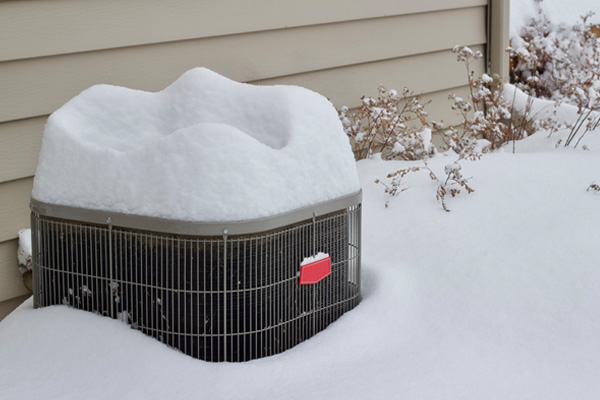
[2,121,600,399]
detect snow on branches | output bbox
[447,45,529,151]
[508,6,600,147]
[338,85,434,161]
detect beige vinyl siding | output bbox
[0,240,30,303]
[0,0,488,311]
[0,294,30,321]
[0,8,486,123]
[0,117,44,184]
[1,0,486,62]
[0,178,34,244]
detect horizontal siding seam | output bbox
[252,42,486,85]
[0,43,486,123]
[0,1,488,62]
[0,5,487,64]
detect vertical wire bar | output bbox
[253,237,258,359]
[136,233,140,330]
[243,238,247,361]
[210,238,214,362]
[176,238,180,352]
[144,233,148,335]
[53,220,57,307]
[215,238,223,361]
[42,217,45,307]
[107,221,114,318]
[73,224,79,310]
[49,220,53,307]
[288,227,294,351]
[314,218,319,332]
[40,218,45,307]
[266,233,271,357]
[260,235,270,356]
[202,239,207,360]
[58,222,64,307]
[50,220,54,307]
[32,215,37,307]
[148,235,153,338]
[356,205,362,296]
[64,222,69,308]
[195,238,200,359]
[45,218,49,307]
[238,238,243,361]
[50,219,54,307]
[271,232,275,355]
[79,224,85,313]
[170,237,174,349]
[324,217,329,328]
[223,232,228,361]
[233,237,237,360]
[30,213,37,307]
[233,237,238,361]
[156,234,160,341]
[159,236,163,343]
[183,238,188,356]
[134,231,139,328]
[93,227,98,314]
[256,236,261,358]
[85,226,93,315]
[276,231,281,355]
[59,222,64,307]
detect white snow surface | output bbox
[32,68,360,222]
[417,127,432,155]
[511,0,600,38]
[300,252,330,266]
[504,83,598,124]
[4,114,600,398]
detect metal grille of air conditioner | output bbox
[31,204,361,362]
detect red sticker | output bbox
[299,256,331,284]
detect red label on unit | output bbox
[299,256,331,284]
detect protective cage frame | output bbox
[30,191,361,362]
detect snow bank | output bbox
[32,68,360,222]
[503,83,584,123]
[511,0,600,38]
[17,229,32,274]
[504,82,600,128]
[503,83,600,151]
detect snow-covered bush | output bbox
[340,43,547,211]
[447,46,534,151]
[508,3,600,147]
[338,83,480,211]
[338,85,435,161]
[509,8,600,108]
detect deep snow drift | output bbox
[32,68,360,222]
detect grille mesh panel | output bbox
[31,205,361,362]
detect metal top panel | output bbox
[31,190,362,236]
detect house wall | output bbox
[0,0,497,317]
